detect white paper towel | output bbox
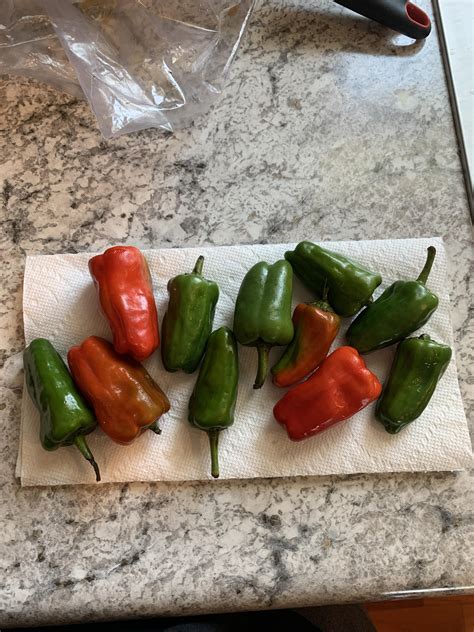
[17,238,473,486]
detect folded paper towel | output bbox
[17,238,472,486]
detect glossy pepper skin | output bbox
[161,255,219,373]
[274,346,382,441]
[68,336,170,445]
[346,246,439,353]
[89,246,159,361]
[271,297,340,388]
[188,327,239,479]
[285,241,382,317]
[376,334,452,434]
[233,260,294,389]
[24,338,100,481]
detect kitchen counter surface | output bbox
[0,0,472,627]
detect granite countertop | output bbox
[0,0,472,627]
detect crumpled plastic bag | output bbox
[0,0,254,138]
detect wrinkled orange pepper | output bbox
[274,346,381,441]
[89,246,159,361]
[68,336,170,445]
[271,299,340,387]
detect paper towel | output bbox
[17,238,473,486]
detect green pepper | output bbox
[24,338,100,481]
[233,260,294,389]
[347,246,439,353]
[285,241,382,317]
[376,334,452,434]
[161,255,219,373]
[188,327,239,479]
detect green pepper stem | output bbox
[193,255,204,276]
[322,282,329,302]
[417,246,436,285]
[308,282,332,312]
[74,435,101,482]
[254,343,270,389]
[309,297,333,313]
[148,420,162,435]
[208,430,220,479]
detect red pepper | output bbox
[89,246,159,361]
[273,346,382,441]
[68,336,170,445]
[271,299,340,387]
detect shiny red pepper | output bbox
[89,246,159,361]
[271,299,340,388]
[68,336,170,445]
[273,346,382,441]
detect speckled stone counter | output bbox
[0,0,472,627]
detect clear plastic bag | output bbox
[0,0,254,138]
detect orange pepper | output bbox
[68,336,169,445]
[89,246,159,361]
[271,300,340,387]
[274,346,381,441]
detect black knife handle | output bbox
[334,0,431,39]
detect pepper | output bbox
[23,338,100,481]
[188,327,239,479]
[274,346,382,441]
[68,336,170,445]
[89,246,159,361]
[346,246,439,353]
[233,260,294,389]
[376,334,452,434]
[271,294,341,388]
[161,255,219,373]
[285,241,382,317]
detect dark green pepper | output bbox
[188,327,239,479]
[24,338,100,481]
[376,334,452,434]
[347,246,439,353]
[285,241,382,317]
[233,260,294,389]
[161,255,219,373]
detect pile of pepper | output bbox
[24,241,451,482]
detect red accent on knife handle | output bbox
[334,0,431,39]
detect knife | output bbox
[335,0,431,39]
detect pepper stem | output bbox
[417,246,436,285]
[148,420,162,435]
[208,430,220,479]
[74,434,101,482]
[193,255,204,276]
[322,281,329,302]
[254,343,270,389]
